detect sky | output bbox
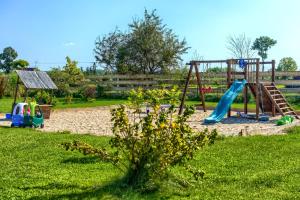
[0,0,300,70]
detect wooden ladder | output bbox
[262,83,299,119]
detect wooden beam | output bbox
[12,76,20,114]
[188,60,227,65]
[23,88,28,102]
[231,72,245,76]
[179,64,193,115]
[271,60,275,83]
[227,59,232,118]
[271,60,276,116]
[194,64,206,112]
[246,61,273,65]
[244,66,248,114]
[256,59,260,120]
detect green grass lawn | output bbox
[0,127,300,199]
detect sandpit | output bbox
[37,106,300,136]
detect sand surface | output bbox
[34,106,300,136]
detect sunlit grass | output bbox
[0,127,299,199]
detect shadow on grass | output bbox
[62,156,101,164]
[0,125,12,128]
[26,177,161,200]
[20,182,90,191]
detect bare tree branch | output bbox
[226,33,254,59]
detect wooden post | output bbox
[271,60,275,83]
[195,64,206,112]
[227,59,232,117]
[12,76,20,114]
[271,60,276,116]
[179,63,193,115]
[255,59,260,120]
[244,65,248,114]
[50,89,54,104]
[23,88,28,102]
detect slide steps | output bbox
[262,83,299,119]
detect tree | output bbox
[48,57,84,97]
[63,56,84,86]
[251,36,277,73]
[12,59,29,69]
[0,47,18,73]
[48,67,70,97]
[94,29,127,73]
[91,62,97,75]
[226,33,254,58]
[277,57,298,71]
[276,57,298,80]
[94,9,189,74]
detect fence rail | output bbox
[87,71,300,79]
[86,71,300,93]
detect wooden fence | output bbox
[86,71,300,93]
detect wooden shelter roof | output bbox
[16,70,57,90]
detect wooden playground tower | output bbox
[179,58,299,120]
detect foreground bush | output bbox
[63,87,217,189]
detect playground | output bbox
[40,58,299,135]
[2,2,300,199]
[0,58,298,135]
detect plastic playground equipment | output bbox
[200,86,213,94]
[11,102,44,128]
[276,115,294,126]
[204,80,247,123]
[179,58,299,123]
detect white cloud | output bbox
[63,42,75,47]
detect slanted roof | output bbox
[16,70,57,90]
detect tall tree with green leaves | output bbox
[63,56,84,86]
[276,57,298,80]
[277,57,298,71]
[251,36,277,73]
[0,47,18,73]
[49,57,84,97]
[127,9,189,74]
[94,9,189,74]
[94,29,127,73]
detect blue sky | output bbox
[1,0,299,70]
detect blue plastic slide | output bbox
[204,79,247,123]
